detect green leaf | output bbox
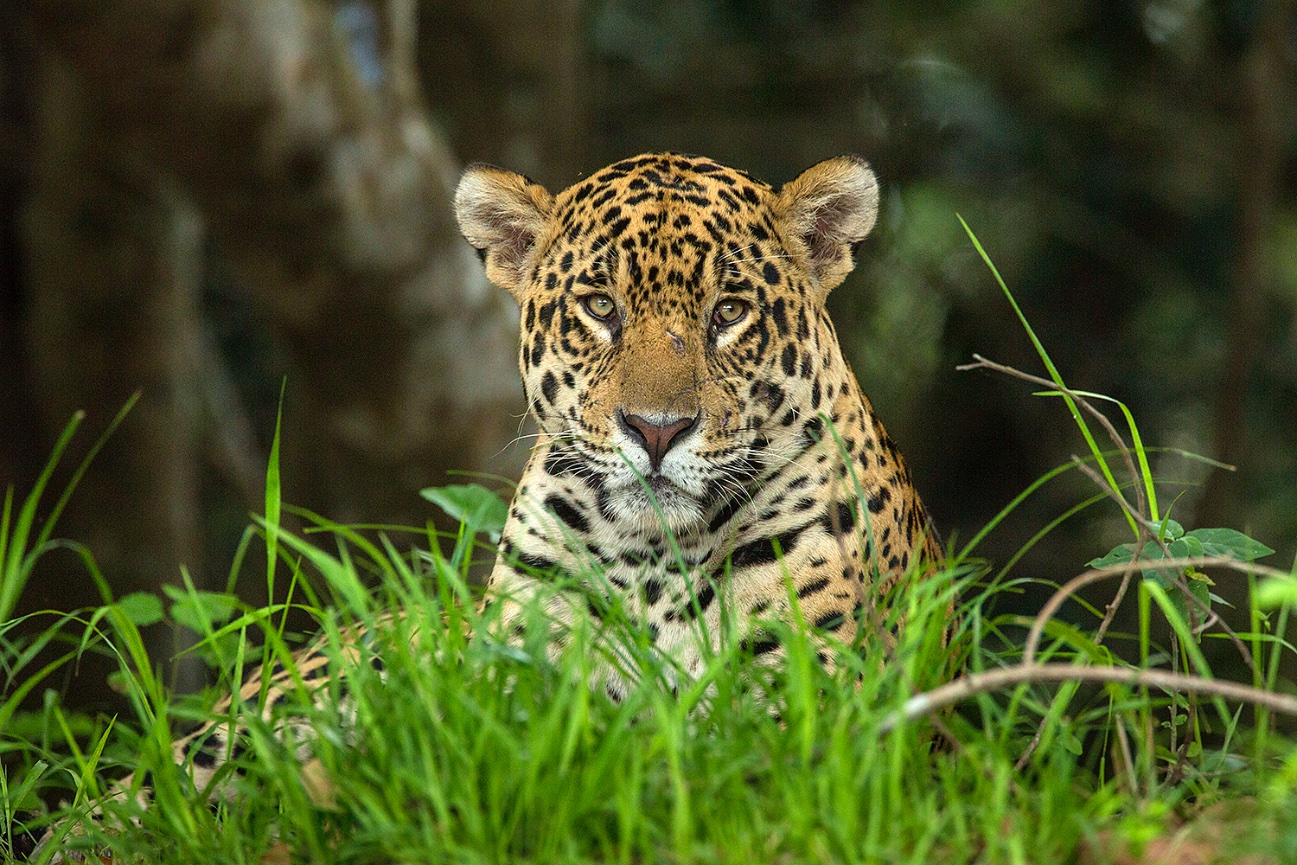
[1091,541,1177,586]
[1087,543,1136,569]
[1150,519,1184,540]
[117,591,164,627]
[421,484,509,540]
[1185,528,1274,562]
[163,585,239,633]
[1167,536,1203,560]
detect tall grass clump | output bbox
[2,231,1296,863]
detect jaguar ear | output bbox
[454,164,555,297]
[775,155,880,295]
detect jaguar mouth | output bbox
[605,471,704,533]
[623,472,690,508]
[643,473,676,493]
[633,469,703,505]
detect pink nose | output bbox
[618,411,698,472]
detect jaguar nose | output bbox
[617,410,699,473]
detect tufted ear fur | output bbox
[454,164,555,297]
[774,155,880,295]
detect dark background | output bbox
[2,0,1295,698]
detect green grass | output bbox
[2,467,1295,864]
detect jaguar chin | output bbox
[606,474,706,536]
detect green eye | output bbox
[582,293,617,320]
[712,298,749,328]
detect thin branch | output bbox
[1068,458,1157,537]
[1093,568,1135,647]
[1012,713,1048,772]
[958,354,1146,521]
[1113,713,1139,794]
[879,662,1297,735]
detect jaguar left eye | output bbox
[711,298,749,329]
[582,293,618,321]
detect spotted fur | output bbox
[457,152,942,695]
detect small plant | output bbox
[1087,519,1273,631]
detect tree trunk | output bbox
[23,52,209,689]
[1202,0,1291,527]
[17,0,528,690]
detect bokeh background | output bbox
[2,0,1295,697]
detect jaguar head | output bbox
[455,153,879,535]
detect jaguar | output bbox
[458,151,943,694]
[30,151,942,860]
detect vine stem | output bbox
[878,662,1297,735]
[1021,555,1260,666]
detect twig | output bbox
[958,355,1147,520]
[1113,713,1139,794]
[1012,713,1048,772]
[1093,568,1135,648]
[1067,458,1157,537]
[878,662,1297,734]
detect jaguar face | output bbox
[455,152,880,536]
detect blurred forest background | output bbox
[1,0,1295,698]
